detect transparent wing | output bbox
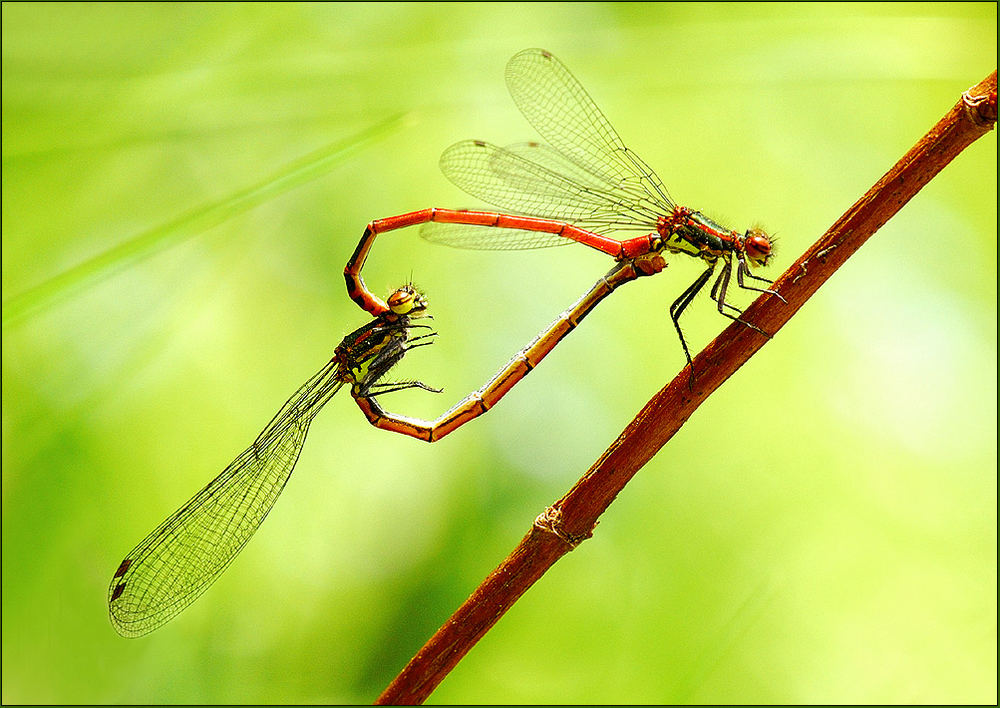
[504,48,675,213]
[108,362,345,637]
[420,221,572,250]
[439,139,662,234]
[503,141,621,192]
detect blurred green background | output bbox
[2,2,995,704]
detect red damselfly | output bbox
[344,49,783,442]
[108,286,439,637]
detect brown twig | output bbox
[375,71,997,705]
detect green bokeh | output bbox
[2,2,995,704]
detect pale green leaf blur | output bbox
[2,2,995,704]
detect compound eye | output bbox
[386,285,427,314]
[744,228,773,266]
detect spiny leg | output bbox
[354,335,441,397]
[376,335,441,393]
[669,263,715,372]
[361,379,443,397]
[710,259,771,339]
[736,256,787,302]
[710,258,743,316]
[404,331,438,347]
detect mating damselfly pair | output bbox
[346,48,782,440]
[109,48,782,636]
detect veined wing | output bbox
[108,361,345,637]
[503,141,623,193]
[504,48,675,213]
[420,221,572,250]
[439,139,662,234]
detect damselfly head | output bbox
[743,227,774,268]
[386,285,428,315]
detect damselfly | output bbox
[343,49,783,442]
[108,286,438,637]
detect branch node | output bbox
[962,85,998,127]
[534,505,593,547]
